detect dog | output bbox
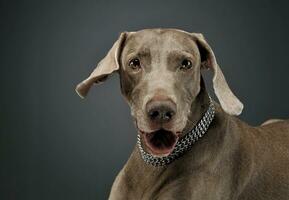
[76,29,289,200]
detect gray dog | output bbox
[76,29,289,200]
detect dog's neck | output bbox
[182,78,211,135]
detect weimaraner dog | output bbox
[76,29,289,200]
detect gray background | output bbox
[1,0,289,199]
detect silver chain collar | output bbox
[137,96,215,167]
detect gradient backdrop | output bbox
[1,0,289,199]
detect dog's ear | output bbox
[192,33,243,115]
[75,32,128,98]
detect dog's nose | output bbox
[146,100,176,123]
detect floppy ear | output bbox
[75,32,127,98]
[192,33,243,115]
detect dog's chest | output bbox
[110,166,235,200]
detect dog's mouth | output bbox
[139,129,179,156]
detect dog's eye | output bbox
[129,58,141,70]
[180,59,192,71]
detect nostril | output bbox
[164,111,174,121]
[149,110,160,119]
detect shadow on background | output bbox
[1,0,289,199]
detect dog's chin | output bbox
[139,129,179,157]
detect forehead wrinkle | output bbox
[167,50,197,60]
[126,47,151,59]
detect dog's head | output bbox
[76,29,243,157]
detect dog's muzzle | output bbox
[137,96,215,167]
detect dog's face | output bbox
[76,29,243,157]
[119,30,201,156]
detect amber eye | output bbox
[180,59,192,70]
[129,58,141,70]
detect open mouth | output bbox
[140,129,179,156]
